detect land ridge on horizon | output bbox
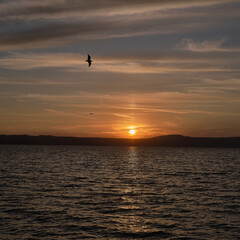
[0,134,240,148]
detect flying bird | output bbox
[86,54,92,67]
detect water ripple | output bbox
[0,145,240,239]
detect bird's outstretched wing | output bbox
[86,54,92,67]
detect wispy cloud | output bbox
[0,0,240,137]
[112,113,134,119]
[0,0,239,50]
[177,39,240,52]
[1,0,236,20]
[0,52,239,74]
[0,52,85,70]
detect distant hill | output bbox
[0,134,240,147]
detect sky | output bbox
[0,0,240,138]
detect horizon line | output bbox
[1,134,240,139]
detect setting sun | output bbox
[129,129,136,135]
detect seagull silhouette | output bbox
[86,54,92,67]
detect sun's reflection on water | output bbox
[113,146,149,234]
[126,146,138,171]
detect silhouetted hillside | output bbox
[0,134,240,147]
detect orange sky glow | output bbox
[0,0,240,138]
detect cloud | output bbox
[12,90,240,136]
[0,52,85,69]
[0,21,116,49]
[0,0,239,50]
[0,52,239,74]
[0,18,188,49]
[112,113,134,119]
[177,38,240,52]
[2,80,239,137]
[93,63,235,74]
[1,1,239,138]
[0,0,237,20]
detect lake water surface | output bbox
[0,145,239,239]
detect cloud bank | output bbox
[0,0,239,49]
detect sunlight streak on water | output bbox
[0,145,240,239]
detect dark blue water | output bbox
[0,145,239,239]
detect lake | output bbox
[0,145,239,239]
